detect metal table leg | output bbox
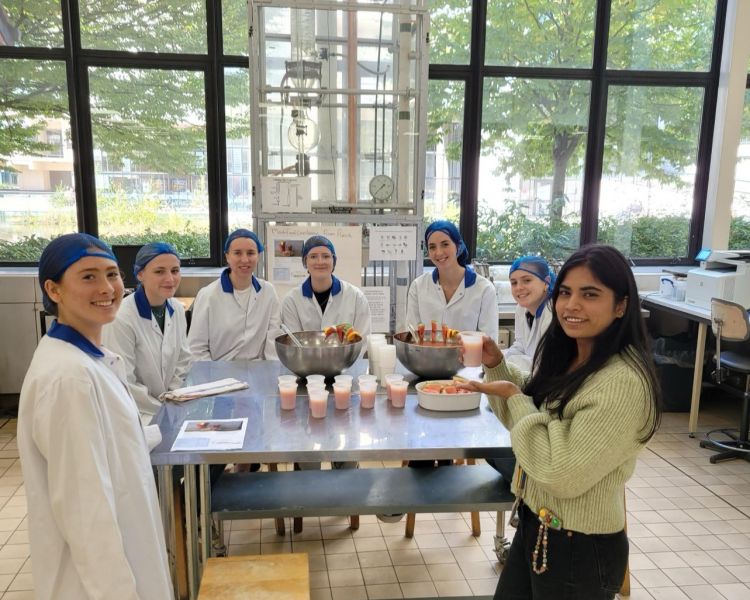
[157,465,177,598]
[199,464,211,565]
[183,465,199,599]
[689,322,707,437]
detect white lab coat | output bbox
[17,325,172,600]
[188,269,282,361]
[102,286,192,422]
[503,302,553,375]
[281,276,372,340]
[406,268,499,342]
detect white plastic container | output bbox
[673,278,687,302]
[659,276,675,298]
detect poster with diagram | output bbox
[266,224,362,299]
[260,176,312,213]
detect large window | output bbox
[0,0,733,264]
[478,78,590,261]
[484,0,596,68]
[599,86,704,259]
[425,79,464,224]
[0,59,76,260]
[0,1,64,47]
[0,0,247,262]
[430,0,722,263]
[730,87,750,250]
[79,0,207,53]
[89,67,209,256]
[225,66,251,229]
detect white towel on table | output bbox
[159,378,248,402]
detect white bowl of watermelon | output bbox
[415,380,481,412]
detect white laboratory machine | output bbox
[685,249,750,310]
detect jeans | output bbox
[495,504,628,600]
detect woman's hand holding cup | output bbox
[458,333,504,369]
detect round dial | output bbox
[369,174,394,202]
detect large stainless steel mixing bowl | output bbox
[392,331,462,379]
[275,331,363,378]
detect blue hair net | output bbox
[425,220,470,267]
[38,233,117,315]
[224,229,264,254]
[509,255,556,315]
[133,242,179,276]
[302,235,337,268]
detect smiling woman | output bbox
[458,244,661,600]
[102,242,192,422]
[18,233,172,600]
[503,255,556,375]
[188,228,282,362]
[406,220,498,342]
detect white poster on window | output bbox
[369,225,417,261]
[260,176,312,213]
[266,224,362,299]
[362,287,390,333]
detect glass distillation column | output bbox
[284,9,322,176]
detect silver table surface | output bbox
[151,359,512,599]
[150,359,511,465]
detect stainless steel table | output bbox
[151,359,511,599]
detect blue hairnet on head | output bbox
[425,220,470,267]
[509,255,556,315]
[224,229,264,254]
[133,242,179,276]
[302,235,337,268]
[38,233,117,315]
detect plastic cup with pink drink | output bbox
[278,381,298,410]
[358,379,378,409]
[389,380,409,408]
[460,331,484,368]
[332,382,352,409]
[308,388,329,418]
[384,374,404,402]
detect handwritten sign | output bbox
[369,226,417,261]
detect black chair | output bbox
[699,298,750,463]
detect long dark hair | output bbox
[525,244,661,442]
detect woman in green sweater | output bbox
[461,244,661,600]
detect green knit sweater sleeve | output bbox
[509,356,651,499]
[483,360,536,429]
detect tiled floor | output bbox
[1,397,749,599]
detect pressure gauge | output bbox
[369,174,394,202]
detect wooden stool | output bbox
[197,553,310,600]
[404,459,482,538]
